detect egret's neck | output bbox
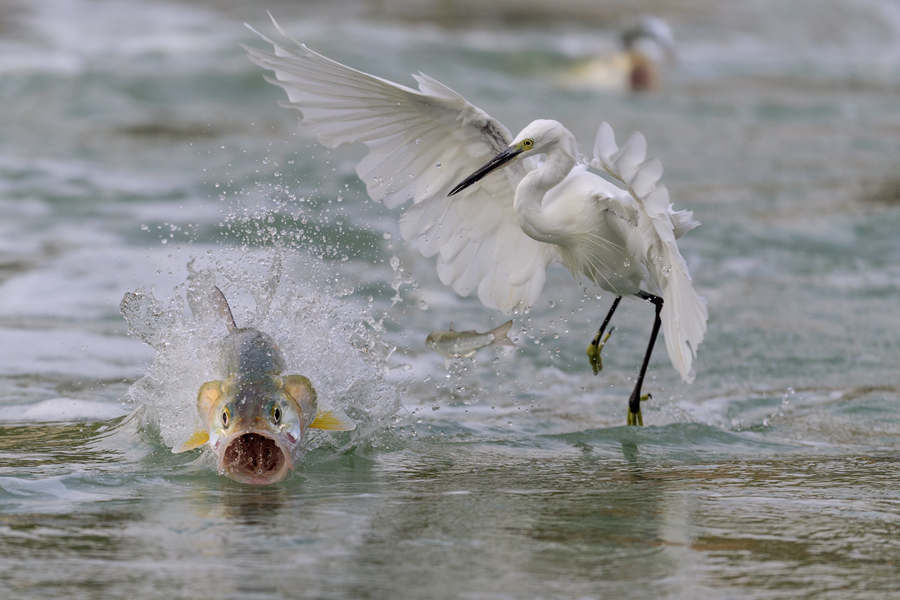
[514,137,577,240]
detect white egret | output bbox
[244,16,707,424]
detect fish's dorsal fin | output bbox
[211,286,238,331]
[173,429,209,453]
[309,410,356,431]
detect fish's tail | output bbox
[490,320,516,347]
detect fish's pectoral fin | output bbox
[173,429,210,453]
[197,380,224,415]
[309,410,356,431]
[282,374,318,419]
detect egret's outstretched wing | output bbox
[244,17,557,312]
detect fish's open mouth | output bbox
[221,432,290,485]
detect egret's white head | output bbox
[448,119,574,196]
[510,119,576,155]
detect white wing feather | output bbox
[245,17,557,312]
[592,122,707,382]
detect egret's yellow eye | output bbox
[221,407,231,428]
[522,138,535,150]
[272,405,282,425]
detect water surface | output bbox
[1,0,899,597]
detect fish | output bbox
[425,320,515,358]
[174,286,353,485]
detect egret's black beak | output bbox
[448,146,523,197]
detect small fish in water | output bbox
[426,320,515,358]
[174,286,353,485]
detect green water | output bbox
[1,0,899,597]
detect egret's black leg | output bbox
[627,291,663,426]
[587,296,622,375]
[593,296,621,346]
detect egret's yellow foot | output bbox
[586,326,615,376]
[626,393,651,426]
[627,409,643,426]
[586,344,602,375]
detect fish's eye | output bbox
[221,407,230,428]
[272,406,282,425]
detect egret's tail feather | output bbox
[644,186,707,382]
[658,243,707,382]
[591,122,707,381]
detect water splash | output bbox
[121,252,399,460]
